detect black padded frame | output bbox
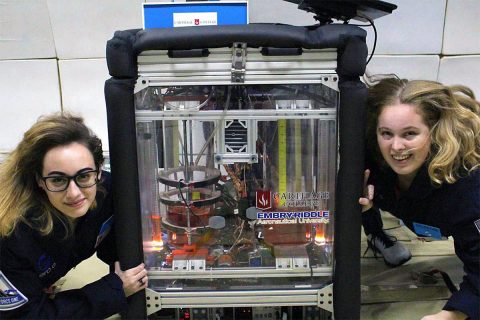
[105,23,368,320]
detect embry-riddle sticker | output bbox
[0,271,28,311]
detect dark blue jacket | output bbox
[0,171,126,319]
[370,165,480,319]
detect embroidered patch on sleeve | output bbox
[0,271,28,311]
[474,219,480,234]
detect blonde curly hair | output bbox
[366,78,480,185]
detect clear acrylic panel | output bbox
[135,83,338,291]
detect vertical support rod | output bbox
[333,35,368,320]
[105,78,147,319]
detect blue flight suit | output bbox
[0,171,127,319]
[363,165,480,319]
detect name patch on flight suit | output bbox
[95,215,114,248]
[0,271,28,311]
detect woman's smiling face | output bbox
[39,142,99,220]
[377,103,431,186]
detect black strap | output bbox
[422,269,458,294]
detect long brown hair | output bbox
[0,113,104,237]
[366,78,480,185]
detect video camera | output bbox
[283,0,397,24]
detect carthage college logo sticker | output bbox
[173,12,218,27]
[256,190,271,210]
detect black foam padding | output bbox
[337,35,369,77]
[104,78,146,319]
[105,24,367,79]
[133,23,366,52]
[106,29,139,78]
[333,77,368,320]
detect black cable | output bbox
[177,179,190,208]
[177,179,201,218]
[365,17,377,65]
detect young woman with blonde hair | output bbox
[0,113,147,319]
[359,78,479,320]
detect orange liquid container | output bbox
[150,214,163,243]
[263,223,310,246]
[168,230,191,246]
[166,205,212,228]
[261,206,312,246]
[166,229,215,247]
[314,224,326,246]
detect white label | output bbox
[173,12,218,27]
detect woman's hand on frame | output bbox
[359,169,374,212]
[114,261,148,297]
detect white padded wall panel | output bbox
[366,55,439,81]
[47,0,144,59]
[0,59,61,152]
[442,0,480,55]
[58,59,110,151]
[438,56,480,97]
[0,0,56,59]
[362,0,445,55]
[248,0,316,25]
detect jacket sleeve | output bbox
[443,234,480,319]
[1,264,126,320]
[443,173,480,319]
[95,170,119,265]
[1,230,127,319]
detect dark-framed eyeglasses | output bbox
[41,169,99,192]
